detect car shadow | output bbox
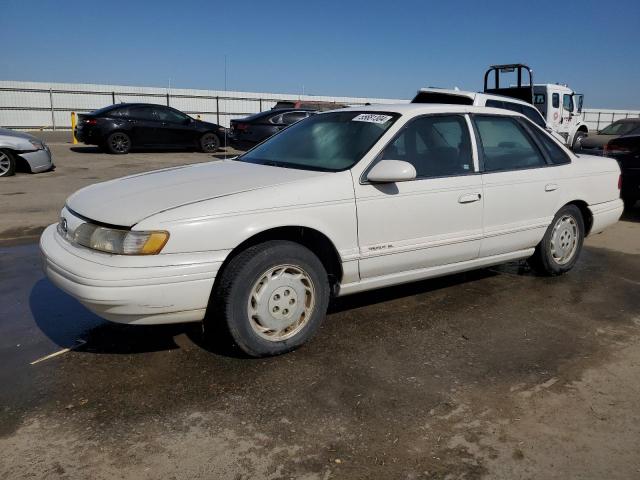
[29,263,527,358]
[621,203,640,222]
[29,279,191,354]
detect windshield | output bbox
[599,121,640,136]
[237,111,399,172]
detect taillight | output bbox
[618,174,622,190]
[85,118,97,125]
[234,123,248,131]
[604,143,631,156]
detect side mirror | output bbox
[367,159,417,183]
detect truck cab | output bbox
[483,64,588,149]
[533,84,587,148]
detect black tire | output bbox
[200,132,221,153]
[0,149,16,177]
[572,131,587,151]
[205,240,330,357]
[106,132,131,154]
[528,204,585,276]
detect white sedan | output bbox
[40,104,623,356]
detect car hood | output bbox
[0,128,40,143]
[580,134,616,149]
[66,160,326,226]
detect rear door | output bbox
[127,106,158,146]
[473,114,559,257]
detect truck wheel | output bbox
[106,132,131,154]
[0,149,16,177]
[572,131,587,151]
[528,205,584,275]
[206,240,330,357]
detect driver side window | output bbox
[381,115,474,178]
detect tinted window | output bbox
[521,105,546,128]
[129,107,156,121]
[238,111,398,172]
[599,120,640,135]
[381,115,473,177]
[486,99,505,110]
[552,93,559,109]
[281,111,309,125]
[563,95,573,112]
[156,107,189,123]
[474,116,546,172]
[526,122,571,165]
[533,94,546,105]
[108,107,129,117]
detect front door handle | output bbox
[545,183,559,192]
[458,193,482,204]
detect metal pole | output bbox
[49,88,56,131]
[216,96,220,125]
[259,98,262,111]
[112,91,116,104]
[166,92,170,106]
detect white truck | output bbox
[484,64,589,149]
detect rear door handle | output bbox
[458,193,482,204]
[545,183,559,192]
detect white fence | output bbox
[0,80,405,129]
[1,80,638,132]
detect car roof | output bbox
[331,103,527,117]
[414,87,535,107]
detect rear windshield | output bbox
[599,121,640,136]
[89,105,119,116]
[237,111,399,172]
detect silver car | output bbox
[0,128,54,177]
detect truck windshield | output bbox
[237,111,399,172]
[599,121,640,136]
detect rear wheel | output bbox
[0,149,16,177]
[205,240,329,357]
[106,132,131,154]
[528,204,584,275]
[200,133,220,153]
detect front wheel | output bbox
[206,240,330,357]
[528,205,584,275]
[0,149,16,177]
[200,133,220,153]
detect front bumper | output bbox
[19,146,53,173]
[40,224,221,325]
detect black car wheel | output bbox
[200,133,221,153]
[0,149,16,177]
[106,132,131,154]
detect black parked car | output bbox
[75,103,226,154]
[229,109,315,150]
[577,118,640,155]
[603,134,640,208]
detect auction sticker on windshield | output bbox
[352,114,393,124]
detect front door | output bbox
[354,114,483,279]
[154,107,195,147]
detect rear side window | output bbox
[281,111,309,125]
[474,116,546,172]
[108,107,129,117]
[129,107,156,120]
[381,115,473,177]
[552,93,560,109]
[526,123,571,165]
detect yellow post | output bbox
[71,112,78,144]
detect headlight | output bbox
[58,222,169,255]
[29,140,45,150]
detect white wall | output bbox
[0,80,407,129]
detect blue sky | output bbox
[1,0,639,108]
